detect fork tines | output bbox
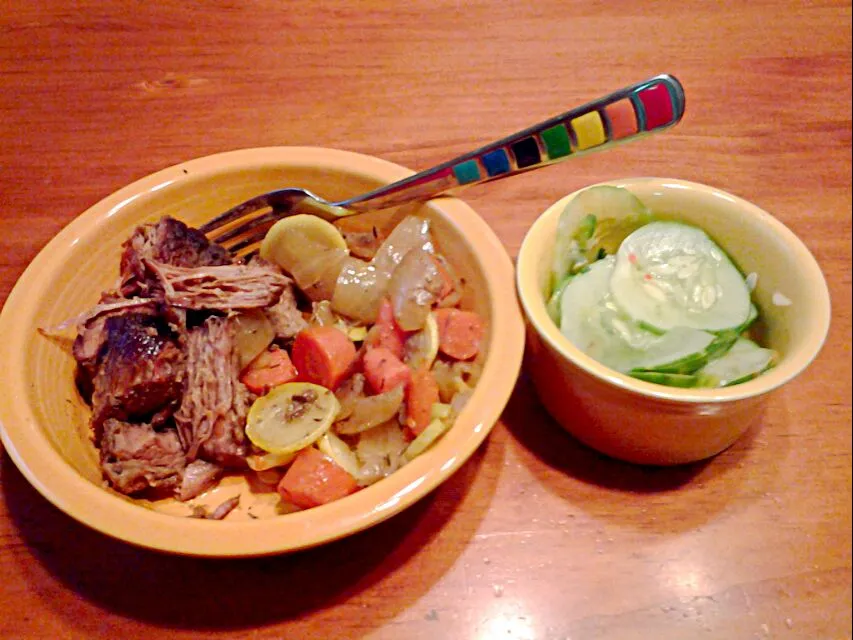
[200,195,281,257]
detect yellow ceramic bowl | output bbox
[516,178,830,465]
[0,147,524,557]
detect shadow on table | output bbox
[501,372,784,533]
[2,435,503,633]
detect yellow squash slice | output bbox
[246,382,341,455]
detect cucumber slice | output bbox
[551,185,650,290]
[560,260,724,376]
[559,256,662,372]
[629,326,717,374]
[556,216,769,388]
[546,273,573,324]
[551,224,584,292]
[629,371,699,388]
[697,338,777,387]
[559,256,615,343]
[736,303,759,333]
[704,329,740,361]
[611,221,751,332]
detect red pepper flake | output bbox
[628,253,638,265]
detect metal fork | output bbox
[200,74,685,254]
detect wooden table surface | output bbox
[1,2,851,639]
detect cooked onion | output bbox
[432,359,482,402]
[449,388,473,418]
[388,248,444,331]
[334,384,405,435]
[334,373,367,421]
[311,300,367,341]
[331,257,387,323]
[290,247,348,301]
[433,253,464,308]
[372,216,433,275]
[331,216,435,323]
[432,360,456,402]
[310,300,337,327]
[355,420,408,486]
[335,209,402,260]
[232,309,276,370]
[451,360,483,388]
[246,450,296,471]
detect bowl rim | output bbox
[516,177,832,404]
[0,146,525,557]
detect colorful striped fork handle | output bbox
[360,74,685,210]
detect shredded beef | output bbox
[144,259,290,311]
[120,216,232,297]
[265,281,308,339]
[209,495,241,520]
[190,495,241,520]
[99,419,186,495]
[73,216,278,504]
[339,228,382,260]
[99,420,222,501]
[175,315,250,467]
[90,313,185,435]
[177,460,223,501]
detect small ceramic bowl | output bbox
[516,178,830,465]
[0,147,524,557]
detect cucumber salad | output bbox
[547,186,776,388]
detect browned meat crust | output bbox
[90,313,185,436]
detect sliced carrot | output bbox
[291,326,357,390]
[429,254,456,302]
[240,345,299,395]
[433,308,484,360]
[364,297,406,360]
[277,447,358,509]
[405,366,440,436]
[363,346,412,394]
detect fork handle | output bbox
[340,74,685,212]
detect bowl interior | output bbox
[0,147,524,556]
[517,178,831,402]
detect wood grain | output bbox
[1,1,850,638]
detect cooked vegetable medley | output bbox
[547,186,776,388]
[68,213,483,516]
